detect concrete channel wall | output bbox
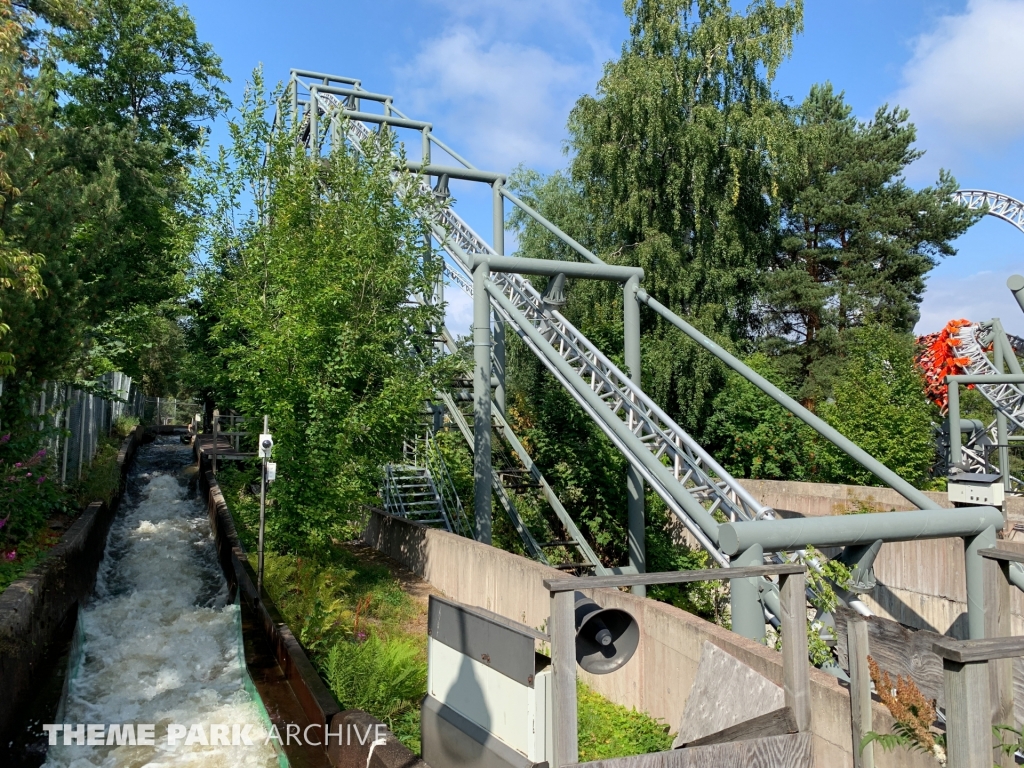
[739,478,1024,637]
[0,425,143,745]
[364,510,936,768]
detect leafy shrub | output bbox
[113,414,140,438]
[0,444,65,555]
[862,656,945,763]
[263,551,354,653]
[324,635,427,729]
[577,680,672,760]
[70,438,122,508]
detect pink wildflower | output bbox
[36,475,45,484]
[25,472,31,478]
[5,551,15,561]
[14,462,21,468]
[0,517,7,530]
[0,433,9,443]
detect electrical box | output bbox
[266,462,277,483]
[422,595,551,768]
[948,473,1005,507]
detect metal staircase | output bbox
[383,433,473,536]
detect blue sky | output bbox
[184,0,1024,337]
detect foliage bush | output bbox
[0,443,65,558]
[113,414,141,438]
[192,70,451,555]
[577,680,673,761]
[325,635,427,732]
[69,437,122,508]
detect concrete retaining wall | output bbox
[0,426,142,744]
[364,510,935,768]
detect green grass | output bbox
[577,680,674,760]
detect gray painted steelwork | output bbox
[428,596,539,688]
[718,507,1004,555]
[284,69,1023,644]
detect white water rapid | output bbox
[43,438,280,767]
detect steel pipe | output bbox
[636,290,942,511]
[472,254,642,282]
[947,373,1024,384]
[405,161,505,184]
[290,69,360,85]
[427,134,477,170]
[336,110,431,131]
[309,84,391,103]
[499,188,603,266]
[719,507,1004,555]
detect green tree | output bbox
[759,83,979,407]
[194,71,450,553]
[815,325,937,487]
[705,353,814,480]
[564,0,802,429]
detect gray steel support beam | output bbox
[471,254,642,282]
[965,526,998,640]
[995,329,1011,490]
[309,86,318,157]
[624,276,645,596]
[636,290,942,511]
[950,377,963,464]
[406,161,505,184]
[473,264,493,544]
[498,188,603,266]
[290,68,360,85]
[993,319,1023,376]
[484,280,723,547]
[291,77,298,126]
[948,373,1024,384]
[719,507,1004,555]
[1009,275,1024,316]
[337,110,431,131]
[310,84,390,103]
[493,179,506,418]
[731,543,765,641]
[427,133,476,170]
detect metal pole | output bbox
[492,180,506,418]
[624,276,645,595]
[964,526,997,640]
[1008,275,1024,316]
[291,77,298,127]
[422,127,430,165]
[309,86,319,158]
[731,543,764,641]
[948,378,962,469]
[994,327,1010,489]
[473,264,493,544]
[258,415,268,598]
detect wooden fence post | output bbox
[848,614,874,768]
[943,658,993,768]
[985,555,1014,768]
[780,570,812,733]
[550,589,578,768]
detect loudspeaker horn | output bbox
[573,591,639,675]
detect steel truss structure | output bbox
[944,190,1024,490]
[275,69,1011,644]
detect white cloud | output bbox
[393,2,616,173]
[916,268,1024,337]
[895,0,1024,166]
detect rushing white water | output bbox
[44,439,280,767]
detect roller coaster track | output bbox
[953,189,1024,235]
[948,191,1024,487]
